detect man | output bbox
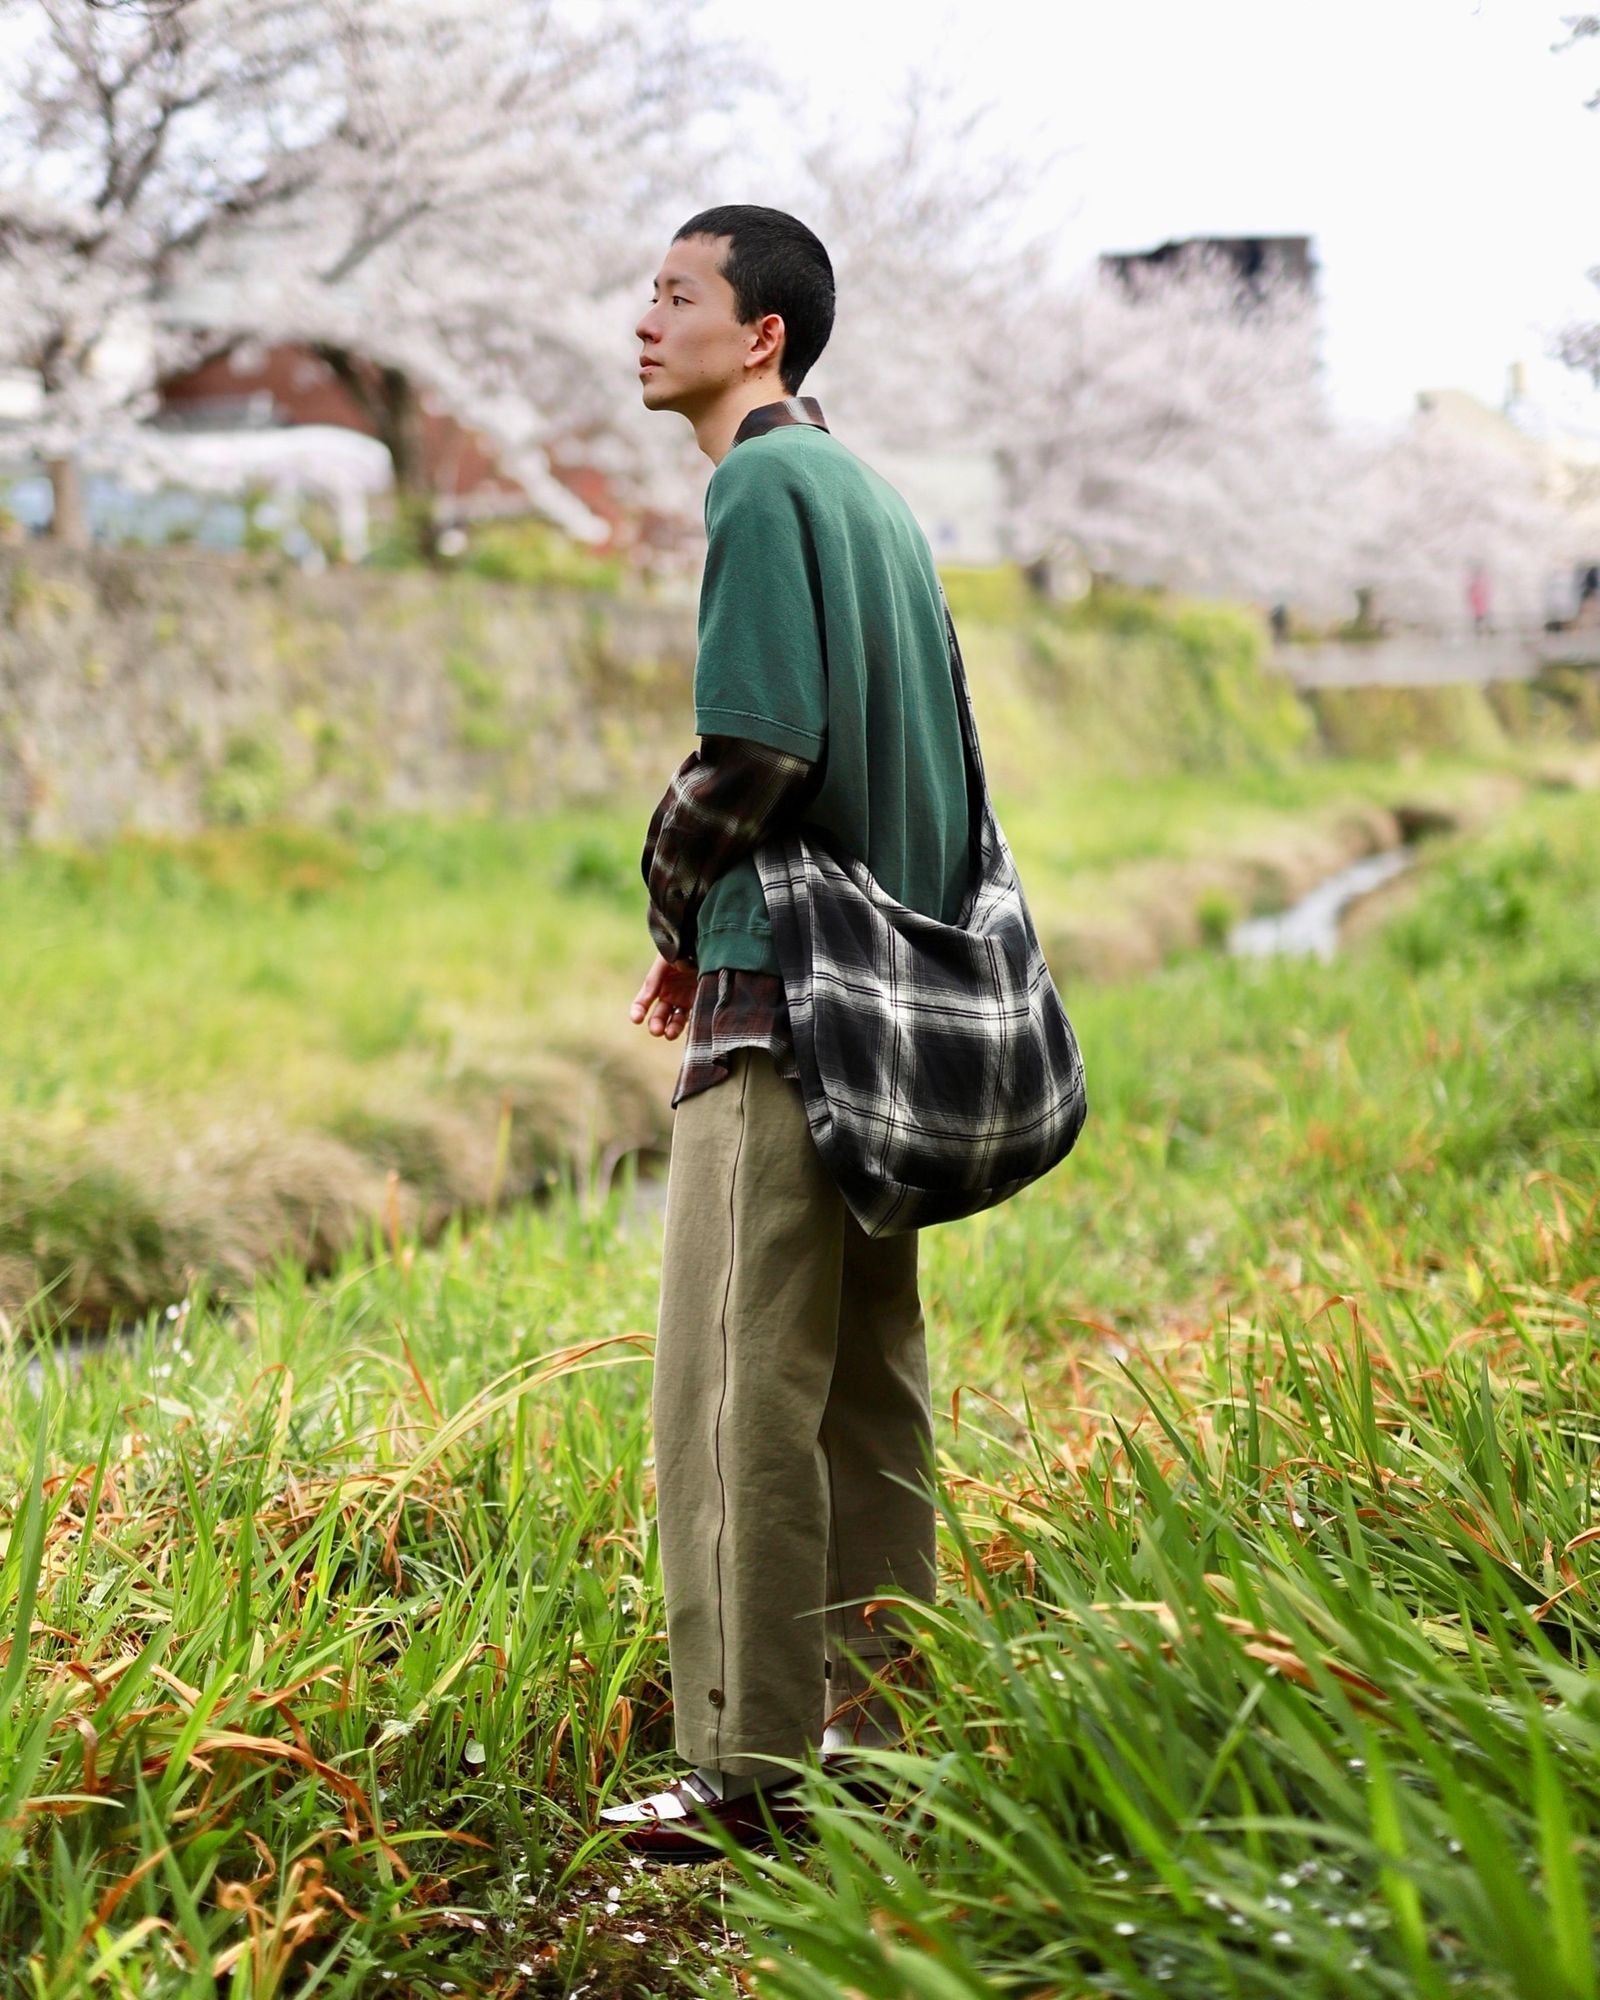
[601,205,970,1857]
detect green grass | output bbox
[1001,757,1488,886]
[1,746,1542,1331]
[7,549,1587,1329]
[0,812,650,1121]
[0,807,678,1326]
[1,784,1597,1994]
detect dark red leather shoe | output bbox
[597,1769,811,1860]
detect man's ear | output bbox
[749,311,786,371]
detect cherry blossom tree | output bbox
[795,70,1062,454]
[991,247,1353,617]
[171,0,754,551]
[778,94,1358,619]
[1341,399,1568,632]
[0,0,334,542]
[4,3,1571,613]
[0,0,748,550]
[788,92,1567,628]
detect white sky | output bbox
[688,0,1600,440]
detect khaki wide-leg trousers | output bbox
[652,1047,937,1777]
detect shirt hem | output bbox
[693,706,824,761]
[696,947,782,975]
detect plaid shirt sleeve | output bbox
[641,733,816,964]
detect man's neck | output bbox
[693,378,795,465]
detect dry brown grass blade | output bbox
[1076,1597,1388,1707]
[89,1844,172,1935]
[544,1709,571,1792]
[71,1716,101,1794]
[1235,1638,1386,1701]
[399,1329,443,1423]
[212,1854,365,1981]
[1531,1577,1592,1620]
[0,1620,78,1668]
[148,1662,205,1706]
[173,1730,367,1803]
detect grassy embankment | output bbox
[1,778,1597,1995]
[4,573,1594,1331]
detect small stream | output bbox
[1227,845,1416,961]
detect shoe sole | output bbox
[611,1795,813,1862]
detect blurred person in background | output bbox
[1467,558,1492,639]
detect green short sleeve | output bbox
[693,448,827,762]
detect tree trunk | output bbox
[377,365,439,562]
[46,455,88,548]
[312,343,439,563]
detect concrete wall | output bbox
[0,546,700,849]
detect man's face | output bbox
[635,234,780,415]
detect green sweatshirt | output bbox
[691,424,971,975]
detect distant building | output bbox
[154,340,610,547]
[0,369,38,425]
[850,439,1009,568]
[537,440,706,574]
[1099,233,1319,304]
[1417,380,1600,628]
[157,341,514,501]
[1413,384,1549,465]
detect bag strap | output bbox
[935,581,994,876]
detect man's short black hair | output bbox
[673,204,835,395]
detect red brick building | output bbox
[155,341,677,557]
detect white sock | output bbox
[693,1763,789,1800]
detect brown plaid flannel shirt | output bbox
[641,395,831,1107]
[641,735,817,1105]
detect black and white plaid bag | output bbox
[754,589,1087,1237]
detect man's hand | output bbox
[629,953,699,1040]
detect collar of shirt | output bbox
[730,396,829,447]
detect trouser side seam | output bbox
[708,1056,749,1769]
[821,1424,843,1677]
